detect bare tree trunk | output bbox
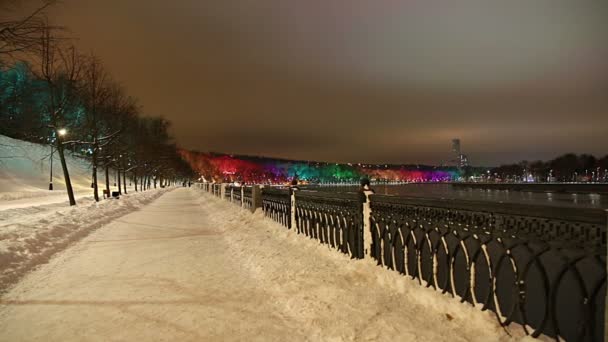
[105,165,110,196]
[92,148,99,202]
[57,143,76,206]
[123,170,127,194]
[134,173,138,192]
[117,168,122,194]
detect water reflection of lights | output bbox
[589,193,600,206]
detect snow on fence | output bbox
[196,182,607,341]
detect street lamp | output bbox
[49,128,67,190]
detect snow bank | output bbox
[0,187,172,294]
[0,134,120,202]
[195,190,540,342]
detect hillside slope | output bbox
[0,135,117,202]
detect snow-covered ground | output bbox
[0,134,128,209]
[0,187,170,294]
[0,135,165,293]
[0,188,535,341]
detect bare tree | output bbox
[79,54,117,201]
[97,82,137,195]
[32,26,83,205]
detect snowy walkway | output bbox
[0,188,528,341]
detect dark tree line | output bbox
[1,1,195,205]
[491,154,608,183]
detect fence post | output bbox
[251,185,262,213]
[362,191,373,258]
[230,186,234,202]
[220,183,227,199]
[241,186,245,208]
[290,189,296,230]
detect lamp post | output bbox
[49,128,67,191]
[49,136,54,190]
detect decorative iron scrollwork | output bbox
[369,195,607,341]
[261,188,291,228]
[243,187,253,210]
[295,191,364,259]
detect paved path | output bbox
[0,188,519,341]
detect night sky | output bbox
[50,1,608,166]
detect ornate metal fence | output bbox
[294,191,364,258]
[232,186,242,204]
[225,186,234,201]
[243,187,253,210]
[369,195,607,342]
[261,188,291,228]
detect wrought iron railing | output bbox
[369,195,607,342]
[261,188,291,228]
[213,182,607,340]
[243,186,253,210]
[232,186,242,204]
[225,186,233,201]
[294,191,364,258]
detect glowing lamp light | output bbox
[57,128,67,136]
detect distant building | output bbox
[452,139,461,157]
[451,138,469,168]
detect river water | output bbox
[311,183,608,209]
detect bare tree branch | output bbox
[0,1,59,57]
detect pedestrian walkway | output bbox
[0,188,522,341]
